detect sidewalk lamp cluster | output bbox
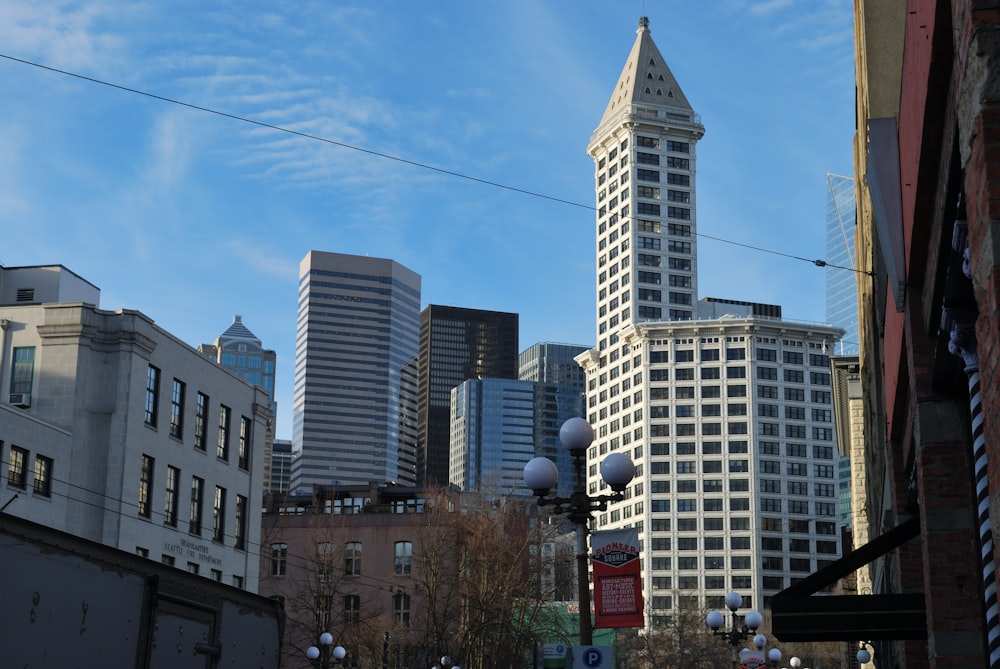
[522,417,635,645]
[306,633,346,669]
[707,592,776,668]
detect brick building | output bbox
[773,3,1000,668]
[258,485,545,669]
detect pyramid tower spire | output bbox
[597,16,696,131]
[587,16,705,346]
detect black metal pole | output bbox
[572,452,593,646]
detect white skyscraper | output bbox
[580,18,844,620]
[587,15,704,335]
[290,251,421,491]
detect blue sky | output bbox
[1,1,856,440]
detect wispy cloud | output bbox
[747,0,797,17]
[0,1,133,74]
[220,239,299,280]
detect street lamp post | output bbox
[705,591,764,668]
[306,633,347,669]
[523,417,636,646]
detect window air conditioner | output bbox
[9,393,31,408]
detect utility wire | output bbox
[0,52,872,277]
[0,53,588,211]
[2,455,581,593]
[1,458,423,595]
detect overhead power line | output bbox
[0,52,872,277]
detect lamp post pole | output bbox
[523,417,636,646]
[306,633,347,669]
[705,592,764,668]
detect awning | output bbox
[771,516,927,641]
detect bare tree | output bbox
[407,492,565,669]
[614,596,730,669]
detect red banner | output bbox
[591,527,644,629]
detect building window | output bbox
[239,416,251,470]
[810,371,832,385]
[213,485,226,543]
[783,351,804,365]
[187,562,200,575]
[32,454,53,497]
[344,595,361,624]
[345,542,362,576]
[395,541,413,576]
[758,367,778,380]
[139,454,154,518]
[169,379,185,439]
[785,406,806,420]
[164,465,179,526]
[8,445,28,489]
[194,393,209,450]
[217,405,231,461]
[762,557,784,571]
[144,365,160,426]
[232,575,244,589]
[162,555,175,567]
[271,543,287,576]
[315,595,333,631]
[211,569,222,581]
[813,427,834,441]
[394,592,411,628]
[189,476,204,535]
[812,390,832,403]
[10,347,35,395]
[784,369,805,383]
[235,494,248,550]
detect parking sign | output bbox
[572,646,612,669]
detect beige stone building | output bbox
[0,264,269,590]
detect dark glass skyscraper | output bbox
[416,305,518,486]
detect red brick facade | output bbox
[855,1,1000,667]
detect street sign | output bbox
[541,643,568,668]
[572,645,612,669]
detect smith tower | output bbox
[587,16,705,350]
[580,17,843,620]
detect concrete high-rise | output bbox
[580,18,843,620]
[417,305,518,486]
[290,251,421,492]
